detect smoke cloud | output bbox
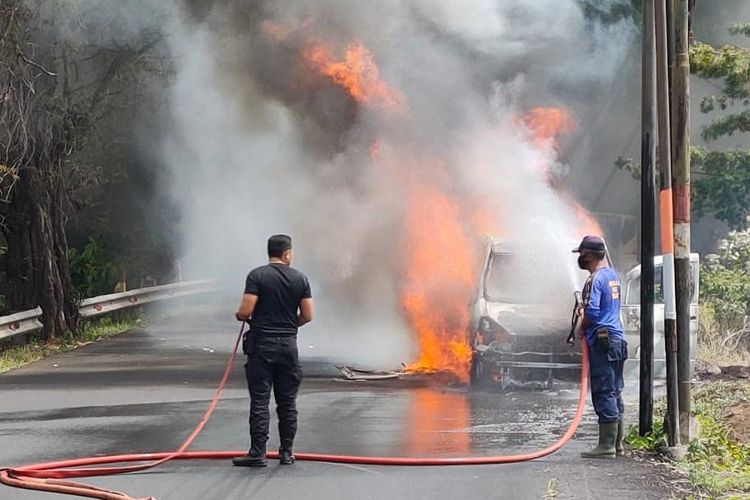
[157,0,636,367]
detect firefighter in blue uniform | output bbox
[573,235,628,459]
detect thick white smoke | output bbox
[159,1,636,367]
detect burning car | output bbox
[468,237,595,389]
[468,236,700,389]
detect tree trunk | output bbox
[6,167,78,340]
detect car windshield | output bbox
[484,252,583,304]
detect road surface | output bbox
[0,308,674,500]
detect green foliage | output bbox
[701,222,750,328]
[687,23,750,236]
[686,415,750,496]
[691,40,750,100]
[692,148,750,230]
[686,382,750,497]
[67,237,118,298]
[619,24,750,229]
[627,382,750,497]
[690,24,750,143]
[701,110,750,142]
[729,23,750,39]
[689,414,749,466]
[698,221,750,363]
[625,420,666,451]
[614,155,641,180]
[613,147,750,229]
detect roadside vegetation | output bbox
[0,296,225,374]
[626,382,750,499]
[690,235,750,498]
[691,20,750,365]
[0,315,142,374]
[0,1,176,340]
[698,222,750,367]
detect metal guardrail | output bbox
[0,307,43,341]
[0,280,217,342]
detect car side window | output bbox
[625,261,699,305]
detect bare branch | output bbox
[15,44,56,76]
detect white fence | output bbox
[0,280,217,342]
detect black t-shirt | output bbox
[244,263,312,336]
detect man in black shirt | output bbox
[232,234,313,468]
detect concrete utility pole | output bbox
[655,0,681,447]
[672,0,692,444]
[639,0,657,437]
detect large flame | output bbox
[263,25,601,380]
[400,187,476,380]
[304,42,404,110]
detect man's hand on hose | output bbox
[235,293,258,322]
[577,314,590,340]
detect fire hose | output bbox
[1,306,590,500]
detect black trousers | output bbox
[244,335,302,453]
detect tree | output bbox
[689,23,750,229]
[691,148,750,229]
[616,21,750,230]
[0,1,163,339]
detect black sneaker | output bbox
[279,450,295,465]
[232,452,267,468]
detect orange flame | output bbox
[572,201,603,237]
[304,42,404,110]
[522,107,575,147]
[262,25,594,380]
[400,187,476,380]
[515,107,575,186]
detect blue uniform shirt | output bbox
[582,267,625,346]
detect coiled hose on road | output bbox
[1,323,590,500]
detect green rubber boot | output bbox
[616,419,625,456]
[581,422,618,459]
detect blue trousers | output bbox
[588,336,628,424]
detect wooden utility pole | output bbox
[672,0,692,443]
[639,0,657,437]
[655,0,681,447]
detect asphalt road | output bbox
[0,308,674,500]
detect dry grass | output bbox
[697,306,750,367]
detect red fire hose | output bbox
[0,324,590,500]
